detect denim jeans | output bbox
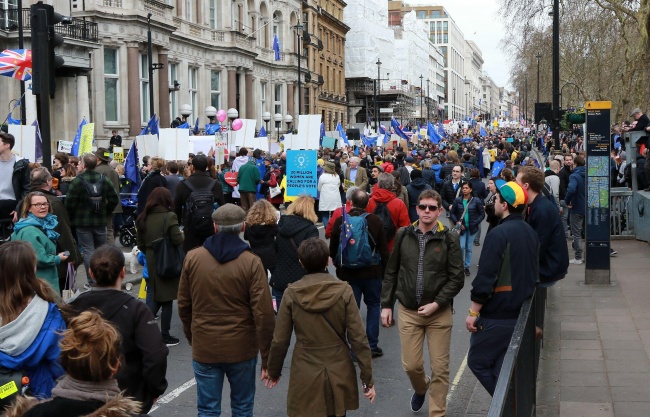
[347,277,382,350]
[76,226,107,285]
[559,201,569,235]
[321,211,331,229]
[468,317,517,396]
[193,357,257,417]
[459,231,477,269]
[271,287,284,312]
[570,213,584,260]
[473,223,482,244]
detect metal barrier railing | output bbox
[487,286,547,417]
[610,188,634,237]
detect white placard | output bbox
[9,125,36,162]
[58,140,73,153]
[233,120,257,149]
[190,135,215,155]
[158,128,190,161]
[283,133,293,149]
[136,134,159,157]
[270,141,279,155]
[293,114,321,150]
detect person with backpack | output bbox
[329,189,389,358]
[64,153,119,287]
[380,189,464,416]
[173,154,225,252]
[366,173,410,252]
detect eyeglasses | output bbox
[31,202,49,208]
[417,204,439,211]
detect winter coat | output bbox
[381,161,394,173]
[135,171,167,216]
[450,196,485,236]
[70,289,169,413]
[544,172,560,202]
[11,158,31,201]
[270,215,319,292]
[64,170,119,228]
[267,273,374,417]
[430,164,443,186]
[421,168,437,188]
[558,166,572,201]
[440,179,463,210]
[469,178,488,200]
[381,221,464,311]
[237,161,261,193]
[344,167,368,191]
[164,174,181,200]
[324,202,351,239]
[439,163,454,182]
[406,178,433,222]
[318,173,341,212]
[0,298,65,398]
[11,224,60,293]
[244,223,278,272]
[565,166,586,216]
[2,394,143,417]
[265,169,284,206]
[178,232,276,366]
[136,208,183,303]
[57,177,74,196]
[484,192,500,232]
[365,187,411,251]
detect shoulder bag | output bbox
[451,197,473,236]
[152,213,185,280]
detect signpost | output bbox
[585,101,611,284]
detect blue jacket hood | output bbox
[203,232,250,264]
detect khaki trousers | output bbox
[398,303,452,417]
[240,191,256,212]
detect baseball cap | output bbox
[495,179,528,208]
[630,108,642,117]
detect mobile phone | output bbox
[62,251,70,257]
[363,384,369,393]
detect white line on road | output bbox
[447,351,469,403]
[149,378,196,413]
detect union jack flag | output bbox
[0,49,32,81]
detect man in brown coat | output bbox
[178,203,275,416]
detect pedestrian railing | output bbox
[610,188,634,238]
[487,286,547,417]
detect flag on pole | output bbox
[390,118,409,140]
[339,204,353,261]
[193,117,199,135]
[437,122,447,138]
[336,122,349,145]
[71,118,88,157]
[259,126,267,137]
[32,119,42,162]
[140,115,159,136]
[480,126,487,137]
[124,142,140,195]
[320,122,326,139]
[273,34,281,61]
[0,49,32,81]
[427,122,441,144]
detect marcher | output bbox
[237,154,261,212]
[93,147,122,243]
[381,189,464,416]
[466,180,539,395]
[244,199,279,276]
[266,238,376,417]
[406,169,433,222]
[318,161,342,228]
[450,182,485,276]
[0,132,30,235]
[565,155,586,264]
[178,204,276,417]
[366,173,410,251]
[136,157,167,216]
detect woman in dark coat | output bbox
[136,187,183,347]
[244,199,279,275]
[136,157,168,216]
[269,196,319,309]
[468,168,488,246]
[450,181,485,276]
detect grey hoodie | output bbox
[0,295,49,356]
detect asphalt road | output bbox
[99,217,487,417]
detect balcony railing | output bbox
[0,8,98,43]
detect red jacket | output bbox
[366,188,411,251]
[381,162,394,173]
[325,201,352,238]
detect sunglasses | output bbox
[417,204,439,211]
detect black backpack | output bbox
[77,174,105,214]
[373,201,396,240]
[183,179,218,232]
[0,366,30,409]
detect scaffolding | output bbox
[346,78,416,126]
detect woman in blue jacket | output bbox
[451,181,485,276]
[0,241,66,402]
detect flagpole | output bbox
[18,0,26,124]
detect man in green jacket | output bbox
[237,158,261,212]
[381,189,464,417]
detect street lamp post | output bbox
[284,114,293,135]
[452,87,456,120]
[465,93,468,120]
[262,112,271,134]
[525,76,528,125]
[535,54,541,104]
[293,21,305,116]
[552,0,560,149]
[375,59,382,133]
[274,113,283,142]
[419,75,423,126]
[426,78,430,124]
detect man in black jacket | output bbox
[466,180,539,396]
[71,245,169,413]
[440,164,463,219]
[173,154,225,251]
[0,132,30,235]
[624,108,650,132]
[558,154,573,237]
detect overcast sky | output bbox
[409,0,511,88]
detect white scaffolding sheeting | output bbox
[344,0,398,79]
[393,11,430,86]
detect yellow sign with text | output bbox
[77,123,95,156]
[113,146,124,163]
[585,101,612,110]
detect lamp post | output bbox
[293,21,305,116]
[452,87,456,120]
[262,111,271,134]
[552,0,560,149]
[375,59,382,133]
[426,78,431,124]
[227,108,238,150]
[146,14,164,119]
[419,74,423,126]
[525,76,528,126]
[560,82,580,109]
[274,113,283,142]
[535,54,541,104]
[284,114,293,134]
[465,92,468,120]
[205,106,217,133]
[180,104,192,124]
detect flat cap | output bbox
[211,203,246,226]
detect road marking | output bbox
[149,378,196,413]
[447,351,469,403]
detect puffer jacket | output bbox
[269,215,319,292]
[565,166,586,216]
[450,196,485,236]
[244,223,278,272]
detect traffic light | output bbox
[30,1,65,98]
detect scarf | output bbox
[13,213,60,240]
[51,375,121,402]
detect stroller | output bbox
[118,200,138,248]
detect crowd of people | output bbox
[0,115,641,417]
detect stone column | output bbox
[76,71,90,124]
[127,43,141,136]
[157,51,170,128]
[25,80,36,124]
[227,68,237,110]
[245,71,254,119]
[287,83,294,117]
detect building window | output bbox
[104,48,119,122]
[211,70,221,109]
[260,81,267,115]
[169,63,178,120]
[139,54,149,123]
[1,0,18,28]
[188,67,198,118]
[416,11,426,19]
[274,84,282,115]
[443,21,448,31]
[209,0,217,29]
[185,0,192,21]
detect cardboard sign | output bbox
[286,149,318,197]
[136,134,159,157]
[233,120,257,149]
[322,136,337,149]
[78,123,95,156]
[58,140,73,153]
[158,128,190,160]
[112,146,124,163]
[190,136,215,155]
[292,114,321,150]
[8,125,36,161]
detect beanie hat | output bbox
[495,179,528,208]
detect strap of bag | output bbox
[458,197,472,224]
[66,262,76,290]
[161,212,168,238]
[321,311,350,349]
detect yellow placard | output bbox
[344,179,355,190]
[77,123,95,156]
[585,101,612,110]
[138,278,147,300]
[113,146,124,163]
[0,380,18,399]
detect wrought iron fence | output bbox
[610,188,634,237]
[0,8,98,43]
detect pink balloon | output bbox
[232,118,243,131]
[216,109,227,123]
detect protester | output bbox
[565,155,586,264]
[136,157,167,216]
[57,164,77,196]
[484,178,500,233]
[94,147,122,243]
[244,199,279,276]
[440,164,463,218]
[318,161,342,228]
[450,182,485,276]
[366,173,410,251]
[0,132,30,230]
[345,157,368,191]
[406,169,433,222]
